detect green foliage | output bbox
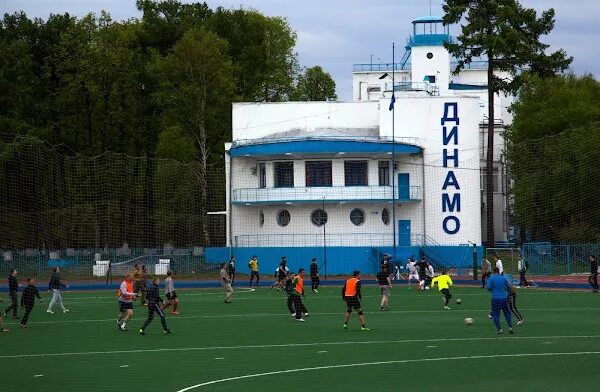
[508,75,600,243]
[292,66,337,101]
[443,0,572,93]
[155,126,196,162]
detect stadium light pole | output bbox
[379,43,397,264]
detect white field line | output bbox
[176,351,600,391]
[1,335,599,360]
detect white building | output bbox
[221,16,492,273]
[352,16,513,244]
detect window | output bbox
[426,52,433,59]
[382,208,390,225]
[350,208,365,226]
[480,168,501,192]
[378,161,390,186]
[277,209,291,227]
[305,161,332,187]
[259,210,264,227]
[311,209,328,226]
[274,162,294,188]
[344,161,368,186]
[258,163,266,188]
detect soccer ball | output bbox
[464,317,474,325]
[425,286,430,290]
[456,298,462,304]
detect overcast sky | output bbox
[3,0,598,100]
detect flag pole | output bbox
[391,42,397,263]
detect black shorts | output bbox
[251,271,259,278]
[344,296,361,311]
[119,301,133,312]
[166,291,178,300]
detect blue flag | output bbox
[388,93,396,111]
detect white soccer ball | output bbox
[464,317,474,325]
[456,298,462,304]
[425,286,430,290]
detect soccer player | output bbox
[0,299,9,332]
[508,286,524,325]
[486,267,514,334]
[406,257,419,289]
[20,278,42,328]
[415,257,428,290]
[220,263,234,303]
[228,256,236,285]
[284,271,296,316]
[481,257,492,288]
[494,253,504,275]
[376,267,392,311]
[290,268,308,322]
[248,255,260,287]
[380,254,391,275]
[271,257,287,290]
[431,269,453,310]
[342,271,369,331]
[161,270,179,314]
[425,261,435,289]
[310,258,320,293]
[517,251,529,287]
[116,274,138,331]
[139,277,172,335]
[47,267,69,314]
[589,254,598,293]
[4,268,18,319]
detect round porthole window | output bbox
[427,52,433,59]
[350,208,365,226]
[259,210,264,227]
[277,209,291,227]
[382,208,390,225]
[311,209,328,227]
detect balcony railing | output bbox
[235,233,423,247]
[352,60,488,73]
[384,81,439,96]
[232,185,421,204]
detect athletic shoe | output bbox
[304,313,309,317]
[343,323,348,330]
[488,314,492,319]
[120,325,128,332]
[313,289,319,293]
[116,320,122,330]
[496,329,503,334]
[224,300,232,304]
[360,327,370,331]
[296,318,305,322]
[509,328,514,334]
[139,329,146,335]
[20,324,27,328]
[46,309,54,314]
[164,329,173,334]
[171,311,179,315]
[63,309,70,313]
[290,313,295,317]
[444,306,451,310]
[517,319,524,326]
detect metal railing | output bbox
[353,60,488,73]
[384,81,439,96]
[232,185,421,204]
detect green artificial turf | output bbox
[2,285,600,391]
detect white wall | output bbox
[232,101,380,141]
[379,96,482,245]
[411,45,451,94]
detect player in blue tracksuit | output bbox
[486,267,514,335]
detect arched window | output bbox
[277,209,291,227]
[350,208,365,226]
[311,209,328,227]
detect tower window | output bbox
[426,52,433,59]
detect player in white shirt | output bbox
[406,257,419,288]
[425,263,435,289]
[494,254,504,275]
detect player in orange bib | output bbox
[342,271,369,331]
[290,269,308,322]
[116,274,138,331]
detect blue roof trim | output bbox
[230,140,422,157]
[413,16,444,23]
[233,198,421,205]
[449,83,488,90]
[409,34,451,47]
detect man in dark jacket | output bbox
[20,278,43,328]
[4,269,18,319]
[139,277,172,335]
[228,256,236,285]
[589,254,598,293]
[310,258,320,293]
[47,267,69,314]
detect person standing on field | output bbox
[47,267,69,314]
[220,264,234,303]
[376,267,392,311]
[589,254,598,293]
[4,269,19,319]
[248,255,260,287]
[494,254,504,275]
[481,258,492,288]
[310,258,320,293]
[20,278,43,328]
[517,252,529,287]
[486,267,514,335]
[228,256,236,285]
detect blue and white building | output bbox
[218,16,506,274]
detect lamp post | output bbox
[378,42,397,263]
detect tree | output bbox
[443,0,572,245]
[507,75,600,243]
[153,27,235,244]
[292,65,337,101]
